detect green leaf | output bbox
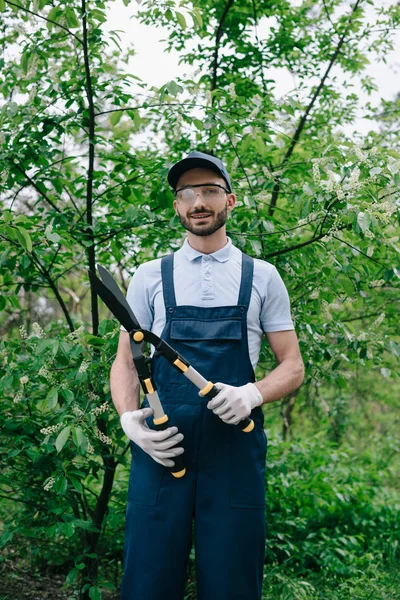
[65,7,80,28]
[69,475,83,493]
[250,239,262,256]
[357,211,371,233]
[72,426,87,450]
[37,339,53,354]
[86,334,105,346]
[60,388,75,403]
[166,80,183,97]
[47,6,62,28]
[110,111,123,126]
[0,0,6,12]
[46,388,58,409]
[60,521,75,537]
[2,210,13,223]
[55,426,71,453]
[66,568,79,585]
[191,10,203,29]
[175,11,186,30]
[15,227,32,252]
[46,229,61,243]
[89,586,102,600]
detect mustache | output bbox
[190,211,213,216]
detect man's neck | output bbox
[186,229,228,255]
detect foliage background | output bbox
[0,0,399,598]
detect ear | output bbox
[226,194,236,213]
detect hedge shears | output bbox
[89,265,255,479]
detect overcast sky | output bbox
[103,0,400,136]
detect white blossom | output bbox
[29,85,37,102]
[336,186,344,200]
[312,160,321,184]
[87,441,95,455]
[19,325,28,340]
[40,422,63,435]
[231,157,239,172]
[32,322,45,338]
[44,477,55,491]
[262,165,273,179]
[78,360,90,374]
[13,390,23,403]
[249,106,259,119]
[20,376,29,385]
[354,145,366,162]
[72,405,84,417]
[373,313,385,328]
[66,326,85,344]
[348,166,360,189]
[90,402,109,416]
[95,428,112,445]
[369,279,385,288]
[228,82,236,99]
[38,365,51,379]
[325,170,336,192]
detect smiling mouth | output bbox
[191,214,212,219]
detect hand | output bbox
[120,408,184,468]
[206,382,263,425]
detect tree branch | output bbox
[11,162,62,213]
[4,0,83,45]
[268,0,362,216]
[81,0,99,336]
[211,0,235,95]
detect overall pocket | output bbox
[168,318,242,385]
[228,410,267,509]
[127,442,165,507]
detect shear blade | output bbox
[89,270,138,333]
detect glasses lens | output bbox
[176,185,225,202]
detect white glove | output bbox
[120,408,184,468]
[206,382,263,425]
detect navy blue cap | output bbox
[167,151,232,192]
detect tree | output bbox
[1,0,399,597]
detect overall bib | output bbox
[121,252,267,600]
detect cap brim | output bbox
[168,157,229,190]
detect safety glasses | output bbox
[174,183,229,203]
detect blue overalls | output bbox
[121,252,267,600]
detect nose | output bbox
[192,192,206,209]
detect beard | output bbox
[176,203,228,237]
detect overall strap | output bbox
[237,253,254,308]
[161,253,176,307]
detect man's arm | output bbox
[110,331,141,416]
[253,330,304,404]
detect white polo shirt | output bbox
[122,237,294,370]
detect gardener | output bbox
[110,150,304,600]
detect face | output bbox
[173,168,236,237]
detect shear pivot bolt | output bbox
[133,331,144,342]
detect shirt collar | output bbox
[182,237,233,263]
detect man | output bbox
[110,150,304,600]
